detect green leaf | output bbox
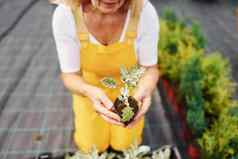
[121,106,134,122]
[120,65,145,88]
[101,77,117,89]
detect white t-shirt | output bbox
[52,0,159,73]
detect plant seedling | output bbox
[101,65,145,125]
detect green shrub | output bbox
[158,9,238,158]
[179,53,207,136]
[198,103,238,159]
[190,22,207,49]
[158,9,205,82]
[201,53,236,117]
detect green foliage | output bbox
[159,8,238,158]
[201,53,236,117]
[101,77,117,89]
[65,146,109,159]
[159,8,206,57]
[158,8,206,81]
[121,106,135,122]
[198,104,238,159]
[65,144,173,159]
[179,54,207,135]
[190,22,207,49]
[122,144,151,159]
[120,65,145,88]
[161,8,179,31]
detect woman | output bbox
[52,0,160,153]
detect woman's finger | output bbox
[134,96,151,121]
[126,116,143,129]
[127,97,151,129]
[93,100,121,121]
[100,114,124,126]
[99,94,113,110]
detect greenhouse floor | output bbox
[0,0,237,158]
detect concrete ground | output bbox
[0,0,237,158]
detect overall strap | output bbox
[72,6,89,48]
[125,0,144,43]
[71,0,144,45]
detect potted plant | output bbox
[64,144,180,159]
[101,65,145,125]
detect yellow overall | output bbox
[71,0,144,153]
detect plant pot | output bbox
[112,96,139,125]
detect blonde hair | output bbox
[66,0,81,7]
[66,0,136,12]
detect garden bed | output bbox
[158,8,238,159]
[159,79,201,159]
[36,145,182,159]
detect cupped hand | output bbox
[126,88,152,128]
[85,85,123,126]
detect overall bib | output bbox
[71,0,144,152]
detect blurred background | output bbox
[0,0,237,159]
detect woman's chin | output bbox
[97,5,120,14]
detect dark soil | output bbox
[113,96,139,125]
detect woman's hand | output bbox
[84,85,124,126]
[126,87,152,128]
[126,65,159,128]
[60,73,123,126]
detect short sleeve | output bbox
[136,0,159,66]
[52,4,81,73]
